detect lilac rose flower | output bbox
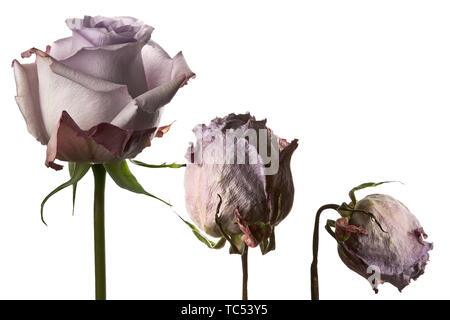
[12,15,195,170]
[184,113,298,251]
[337,194,432,292]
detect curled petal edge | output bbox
[234,207,271,248]
[46,111,156,170]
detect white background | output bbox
[0,0,448,300]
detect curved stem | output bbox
[310,204,340,300]
[92,164,106,300]
[241,244,249,300]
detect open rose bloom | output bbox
[12,16,195,170]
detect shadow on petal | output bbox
[46,111,156,169]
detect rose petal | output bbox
[266,139,298,225]
[110,75,187,130]
[12,60,49,144]
[141,40,195,90]
[155,122,173,138]
[60,42,148,97]
[66,16,153,49]
[335,217,368,241]
[49,37,74,61]
[171,51,196,87]
[46,111,155,169]
[234,208,271,248]
[184,135,268,238]
[140,40,171,90]
[23,48,133,137]
[340,194,433,291]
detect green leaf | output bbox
[41,162,91,225]
[103,160,171,206]
[349,181,400,205]
[175,213,226,249]
[130,159,186,169]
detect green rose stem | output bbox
[241,244,249,300]
[92,164,107,300]
[310,204,340,300]
[41,160,174,300]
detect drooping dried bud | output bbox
[337,194,432,292]
[184,113,298,252]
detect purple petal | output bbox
[339,194,432,291]
[49,37,74,61]
[46,111,155,169]
[60,42,148,97]
[66,16,153,49]
[184,132,268,237]
[111,75,188,130]
[12,60,49,144]
[141,40,195,91]
[21,48,133,137]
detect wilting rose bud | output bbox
[12,15,194,170]
[336,194,432,292]
[184,113,298,251]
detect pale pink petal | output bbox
[141,40,195,90]
[66,16,153,50]
[185,136,268,238]
[70,30,95,53]
[22,48,132,137]
[49,37,74,61]
[60,42,148,97]
[46,111,155,169]
[141,40,172,90]
[111,75,187,130]
[12,60,49,144]
[171,51,196,87]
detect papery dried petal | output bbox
[338,194,432,291]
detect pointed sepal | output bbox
[68,162,79,215]
[175,212,226,249]
[130,159,186,169]
[260,229,276,255]
[41,162,92,225]
[348,181,399,206]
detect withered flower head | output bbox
[184,113,298,253]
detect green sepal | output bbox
[325,220,336,239]
[175,213,226,249]
[130,159,186,169]
[260,229,276,255]
[337,202,354,217]
[103,161,170,206]
[68,162,78,215]
[326,219,336,228]
[229,235,243,254]
[348,181,399,206]
[41,162,92,225]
